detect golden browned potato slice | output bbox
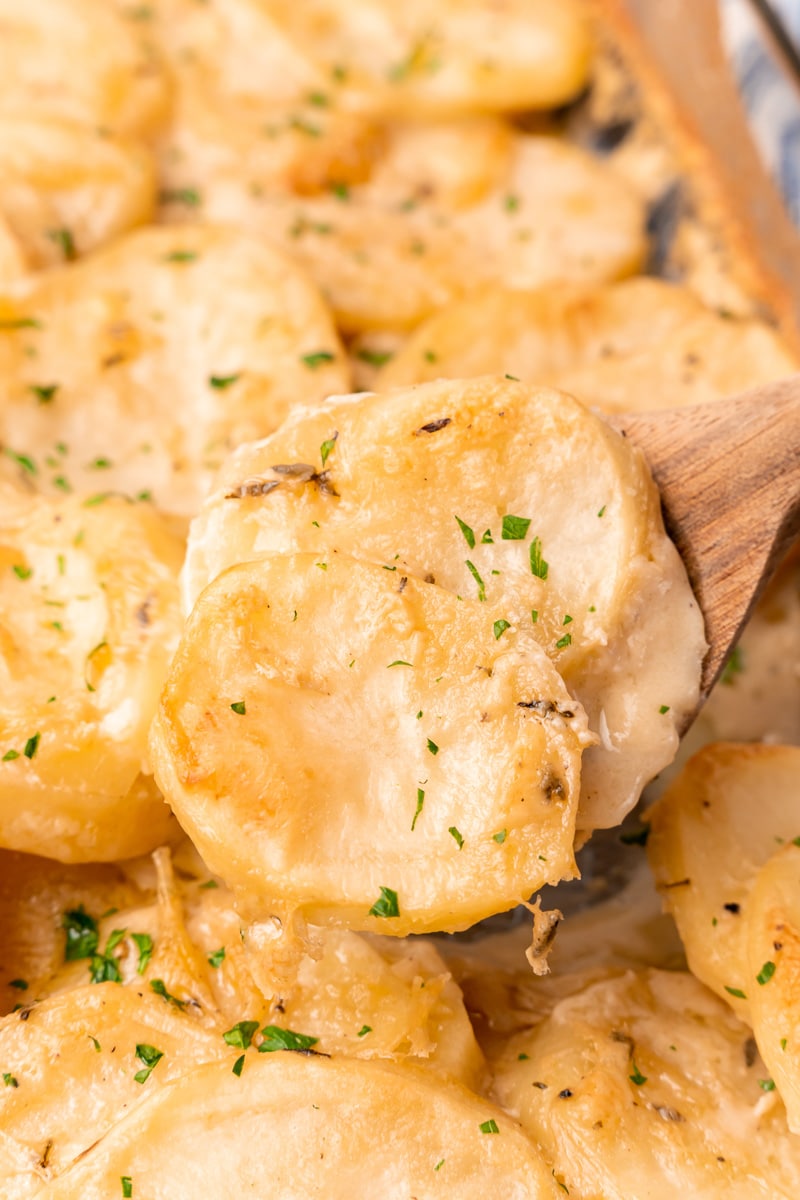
[378,278,797,405]
[746,844,800,1134]
[0,485,183,862]
[492,969,800,1199]
[0,117,156,269]
[266,0,591,117]
[39,1055,562,1200]
[0,226,350,519]
[0,0,168,138]
[184,378,705,833]
[153,551,593,933]
[201,136,646,334]
[647,743,800,1021]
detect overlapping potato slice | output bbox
[265,0,591,118]
[378,278,797,405]
[184,378,704,832]
[0,117,156,269]
[154,550,593,932]
[200,136,646,334]
[37,1055,561,1200]
[0,225,349,518]
[0,485,182,861]
[647,744,800,1021]
[0,0,168,138]
[492,968,800,1199]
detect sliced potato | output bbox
[493,969,800,1199]
[0,0,168,138]
[266,0,592,117]
[0,225,350,518]
[647,743,800,1020]
[0,117,156,268]
[0,215,27,285]
[378,278,797,407]
[747,844,800,1134]
[192,135,646,333]
[0,485,183,862]
[38,1055,561,1199]
[184,378,704,832]
[154,551,593,933]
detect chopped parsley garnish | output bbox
[301,350,336,369]
[757,961,776,985]
[659,705,670,714]
[434,1160,445,1171]
[4,448,36,475]
[12,565,31,580]
[629,1061,648,1086]
[223,1021,259,1050]
[90,1036,101,1052]
[232,1054,245,1076]
[258,1025,319,1053]
[199,879,218,890]
[454,515,475,549]
[563,615,573,625]
[357,1025,372,1038]
[47,228,76,261]
[531,610,538,623]
[529,537,549,580]
[121,1177,133,1198]
[720,645,744,686]
[448,826,464,850]
[493,619,511,640]
[758,1078,776,1092]
[725,985,747,999]
[90,457,112,469]
[133,1044,163,1084]
[597,505,606,518]
[320,433,338,466]
[0,317,41,331]
[8,979,27,990]
[23,734,40,760]
[150,979,186,1008]
[465,560,486,602]
[230,701,247,715]
[1,750,19,761]
[208,947,226,969]
[493,829,507,844]
[3,1074,18,1088]
[501,514,530,541]
[89,929,127,984]
[411,787,425,832]
[159,187,201,207]
[479,1119,499,1134]
[518,1053,529,1061]
[29,384,58,404]
[329,182,350,202]
[163,250,197,263]
[355,348,393,368]
[209,373,240,390]
[481,529,494,544]
[555,634,572,650]
[63,907,99,960]
[426,739,439,756]
[423,349,438,364]
[369,886,400,918]
[387,660,412,668]
[131,933,153,974]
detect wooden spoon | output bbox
[606,374,800,708]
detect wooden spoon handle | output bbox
[607,375,800,698]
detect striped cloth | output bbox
[720,0,800,225]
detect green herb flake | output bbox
[493,619,511,640]
[23,733,40,760]
[4,448,36,475]
[357,1025,372,1038]
[3,1073,18,1088]
[329,182,350,202]
[369,886,400,919]
[2,750,19,761]
[89,457,112,470]
[448,826,464,850]
[493,829,507,844]
[90,1036,101,1052]
[149,979,186,1008]
[29,384,58,404]
[597,505,606,518]
[501,514,531,541]
[320,433,338,467]
[426,740,439,758]
[199,879,218,890]
[465,560,486,602]
[208,947,226,969]
[159,187,201,207]
[411,788,425,832]
[63,907,99,961]
[131,933,153,975]
[725,985,747,999]
[555,634,572,650]
[529,537,549,580]
[302,350,336,370]
[164,250,197,263]
[223,1021,259,1051]
[57,554,66,575]
[659,704,670,714]
[8,979,27,990]
[782,1038,788,1051]
[563,614,573,626]
[387,660,412,668]
[479,1119,499,1134]
[423,349,438,364]
[481,529,494,544]
[454,515,475,549]
[518,1052,529,1061]
[133,1043,163,1084]
[629,1062,648,1086]
[531,609,538,624]
[434,1159,445,1171]
[355,348,393,368]
[232,1054,245,1076]
[757,961,776,986]
[0,316,41,331]
[258,1025,319,1053]
[209,373,240,390]
[121,1177,133,1198]
[12,564,31,580]
[47,228,76,261]
[759,1078,776,1092]
[230,701,247,716]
